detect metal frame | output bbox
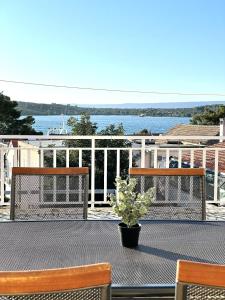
[10,167,89,221]
[0,263,111,300]
[129,168,206,221]
[112,285,175,298]
[175,260,225,300]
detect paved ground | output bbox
[89,204,225,221]
[206,204,225,220]
[1,204,225,221]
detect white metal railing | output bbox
[1,135,225,206]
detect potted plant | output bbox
[110,177,155,248]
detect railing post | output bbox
[141,139,145,168]
[66,149,70,203]
[154,148,158,168]
[165,149,170,201]
[40,149,44,167]
[27,148,31,167]
[53,149,57,202]
[117,149,120,177]
[177,149,182,203]
[104,149,107,203]
[0,149,5,205]
[53,149,57,168]
[202,148,206,169]
[79,149,82,167]
[129,149,132,169]
[165,149,170,168]
[178,149,182,168]
[214,149,219,203]
[66,149,69,167]
[189,149,194,202]
[13,148,18,167]
[91,138,95,208]
[190,149,194,168]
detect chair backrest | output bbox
[176,260,225,299]
[10,167,89,220]
[129,168,206,220]
[0,263,111,300]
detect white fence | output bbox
[1,135,225,207]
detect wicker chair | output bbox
[0,263,111,300]
[10,167,89,220]
[176,260,225,299]
[129,168,206,220]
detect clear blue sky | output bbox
[0,0,225,104]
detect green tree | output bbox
[134,128,151,135]
[52,114,133,200]
[67,114,97,136]
[65,114,97,167]
[44,114,97,167]
[191,105,225,125]
[45,114,135,199]
[95,124,132,192]
[0,93,41,134]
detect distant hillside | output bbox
[80,101,225,109]
[17,102,87,116]
[17,100,224,117]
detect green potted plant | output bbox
[110,177,155,248]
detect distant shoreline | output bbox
[28,114,190,118]
[17,100,223,118]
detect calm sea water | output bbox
[32,115,190,135]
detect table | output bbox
[0,220,225,298]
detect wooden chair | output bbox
[10,167,89,220]
[176,260,225,299]
[0,263,111,300]
[129,168,206,220]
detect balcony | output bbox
[1,135,225,213]
[1,135,225,298]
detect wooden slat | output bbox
[177,260,225,288]
[12,167,89,175]
[0,263,111,294]
[129,168,205,176]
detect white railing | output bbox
[1,135,225,206]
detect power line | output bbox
[0,78,225,97]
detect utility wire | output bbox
[0,79,225,97]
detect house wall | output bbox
[18,141,40,167]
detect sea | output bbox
[32,115,190,135]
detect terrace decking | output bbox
[0,203,225,221]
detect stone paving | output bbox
[206,204,225,220]
[89,204,225,221]
[1,204,225,221]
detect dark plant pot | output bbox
[118,222,141,248]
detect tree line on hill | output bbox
[17,100,223,118]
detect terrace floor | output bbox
[0,204,225,221]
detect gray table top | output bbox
[0,220,225,296]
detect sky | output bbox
[0,0,225,105]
